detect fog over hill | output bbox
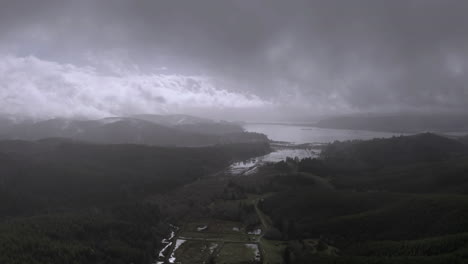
[0,114,267,146]
[315,113,468,133]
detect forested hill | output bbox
[0,115,268,147]
[0,139,270,217]
[315,114,468,133]
[254,133,468,263]
[321,133,468,168]
[295,133,468,193]
[0,138,270,263]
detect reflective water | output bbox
[229,147,320,175]
[228,123,410,175]
[244,123,408,144]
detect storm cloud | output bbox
[0,55,267,120]
[0,0,467,120]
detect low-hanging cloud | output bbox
[1,0,468,120]
[0,55,268,120]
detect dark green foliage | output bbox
[262,190,468,242]
[260,133,468,263]
[321,133,467,170]
[0,203,163,264]
[210,200,260,229]
[295,133,468,193]
[0,139,270,263]
[264,227,283,240]
[297,158,329,176]
[305,255,466,264]
[0,140,270,217]
[347,233,468,257]
[274,160,292,172]
[331,156,468,193]
[271,174,316,188]
[261,189,468,263]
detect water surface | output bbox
[228,123,410,175]
[244,123,408,144]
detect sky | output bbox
[0,0,467,121]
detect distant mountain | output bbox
[132,114,213,126]
[315,113,468,133]
[132,114,244,135]
[0,116,26,137]
[0,115,267,146]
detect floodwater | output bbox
[228,123,410,175]
[229,145,320,175]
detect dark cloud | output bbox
[0,0,467,119]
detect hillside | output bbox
[293,133,468,193]
[132,114,245,135]
[321,133,468,168]
[0,115,266,146]
[315,114,468,133]
[0,139,270,217]
[245,133,468,263]
[0,138,270,263]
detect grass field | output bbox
[184,219,246,234]
[171,240,213,263]
[165,217,261,263]
[215,243,261,264]
[260,239,288,264]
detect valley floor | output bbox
[153,170,337,264]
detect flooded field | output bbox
[229,143,321,175]
[229,122,409,176]
[156,219,262,264]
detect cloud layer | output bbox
[0,0,467,119]
[0,55,267,119]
